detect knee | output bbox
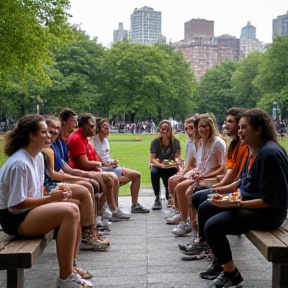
[66,203,80,220]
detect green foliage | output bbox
[232,52,264,108]
[101,42,196,122]
[254,36,288,111]
[196,60,236,122]
[0,0,72,85]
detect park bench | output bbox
[245,218,288,288]
[0,229,53,288]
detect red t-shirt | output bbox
[68,128,100,169]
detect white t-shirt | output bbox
[0,149,44,213]
[196,135,226,175]
[185,138,196,165]
[91,134,114,164]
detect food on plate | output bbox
[209,194,223,201]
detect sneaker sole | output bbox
[183,249,209,255]
[172,229,192,236]
[200,273,221,280]
[131,210,150,213]
[152,207,162,210]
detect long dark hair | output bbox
[242,109,278,142]
[4,114,45,157]
[226,108,245,162]
[158,120,175,158]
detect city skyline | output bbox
[68,0,288,47]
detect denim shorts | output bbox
[0,208,31,236]
[102,167,124,177]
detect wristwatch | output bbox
[236,202,242,208]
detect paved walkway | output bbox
[0,189,272,288]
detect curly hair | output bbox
[4,114,45,157]
[242,108,278,142]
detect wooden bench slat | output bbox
[245,229,288,263]
[0,231,53,270]
[271,228,288,246]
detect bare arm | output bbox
[150,153,163,168]
[73,154,102,171]
[10,187,71,210]
[214,168,239,187]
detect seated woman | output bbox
[42,117,110,253]
[189,108,288,287]
[0,115,93,288]
[166,116,198,224]
[150,120,182,210]
[91,118,149,214]
[172,113,226,236]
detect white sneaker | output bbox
[172,221,192,236]
[102,207,113,220]
[166,213,181,225]
[58,272,94,288]
[111,208,131,220]
[96,216,111,228]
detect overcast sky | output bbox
[68,0,288,47]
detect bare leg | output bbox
[119,168,141,204]
[66,183,94,227]
[19,202,80,279]
[175,179,195,222]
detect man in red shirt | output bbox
[68,113,131,220]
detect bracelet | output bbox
[236,201,242,208]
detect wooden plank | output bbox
[245,230,288,263]
[0,231,53,270]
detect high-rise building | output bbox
[113,22,129,43]
[172,19,239,79]
[240,38,266,59]
[184,19,214,41]
[240,21,256,39]
[273,11,288,40]
[130,6,162,45]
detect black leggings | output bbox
[150,166,177,197]
[198,200,287,265]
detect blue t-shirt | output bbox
[51,138,68,172]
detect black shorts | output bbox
[0,209,31,236]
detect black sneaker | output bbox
[131,203,150,213]
[183,241,210,255]
[212,269,243,288]
[152,200,162,210]
[200,259,223,280]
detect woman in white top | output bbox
[91,118,149,214]
[166,116,198,224]
[0,115,92,288]
[172,114,226,236]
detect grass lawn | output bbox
[1,133,288,196]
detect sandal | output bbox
[74,266,93,279]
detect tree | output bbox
[38,27,106,115]
[232,52,264,108]
[0,0,72,84]
[254,36,288,113]
[101,42,195,122]
[196,60,236,122]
